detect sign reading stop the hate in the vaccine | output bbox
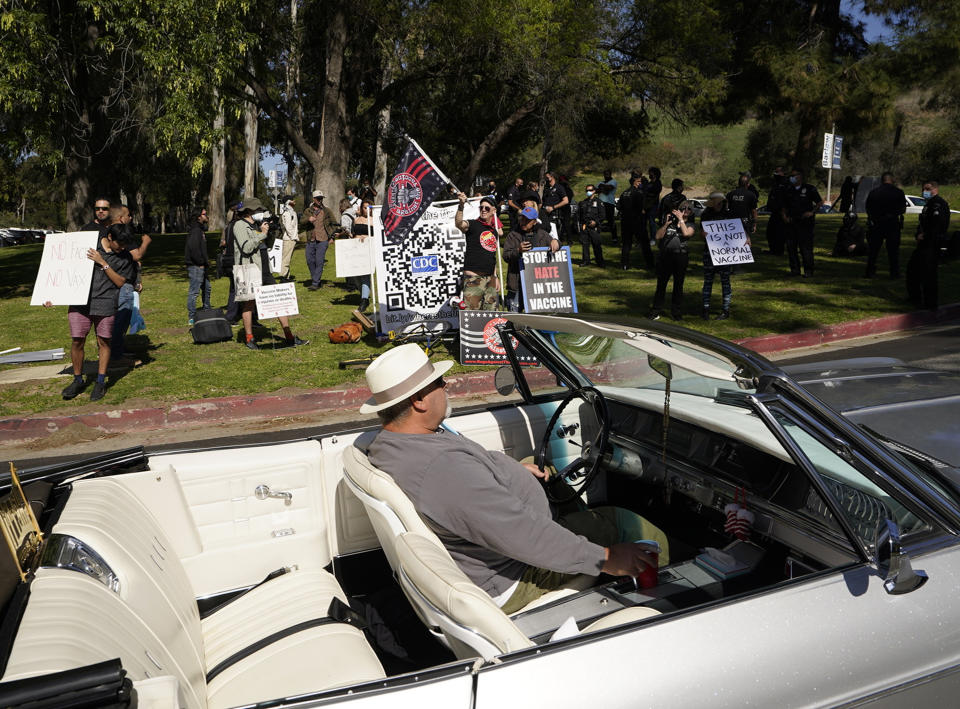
[30,231,100,306]
[703,219,754,267]
[520,246,578,313]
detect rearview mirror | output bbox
[494,366,517,396]
[648,355,672,380]
[875,519,928,595]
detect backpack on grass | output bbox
[191,307,232,344]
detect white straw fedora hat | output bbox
[360,343,454,414]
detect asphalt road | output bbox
[8,324,960,470]
[778,323,960,372]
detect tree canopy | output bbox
[0,0,956,228]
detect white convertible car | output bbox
[1,313,959,709]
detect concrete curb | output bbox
[3,306,958,446]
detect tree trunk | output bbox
[65,153,90,231]
[460,99,537,188]
[373,56,394,199]
[208,93,226,230]
[244,83,259,199]
[793,114,819,176]
[314,5,350,205]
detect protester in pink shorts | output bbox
[51,225,138,402]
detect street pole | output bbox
[826,122,835,206]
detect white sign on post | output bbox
[335,238,374,277]
[822,133,834,169]
[30,231,100,306]
[704,219,755,266]
[267,237,283,274]
[255,282,299,319]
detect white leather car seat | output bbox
[2,477,385,709]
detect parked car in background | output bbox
[0,228,46,245]
[687,198,706,217]
[903,195,960,216]
[2,314,959,708]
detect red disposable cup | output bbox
[637,550,660,589]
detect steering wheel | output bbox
[535,386,611,503]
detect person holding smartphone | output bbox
[502,206,559,312]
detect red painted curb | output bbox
[736,303,960,354]
[2,305,958,446]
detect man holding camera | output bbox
[232,198,307,350]
[304,190,340,290]
[649,201,695,321]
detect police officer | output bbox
[907,180,950,310]
[726,174,759,240]
[618,174,648,270]
[577,184,605,267]
[765,168,789,255]
[864,172,906,278]
[781,168,823,277]
[541,172,569,231]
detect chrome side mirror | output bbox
[494,366,517,396]
[875,519,928,595]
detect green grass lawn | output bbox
[1,214,957,417]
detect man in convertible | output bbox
[362,344,669,613]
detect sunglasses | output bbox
[479,206,494,212]
[95,206,110,211]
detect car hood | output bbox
[785,358,960,468]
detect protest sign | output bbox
[371,198,478,333]
[255,282,299,319]
[336,237,374,277]
[30,231,100,306]
[268,237,283,274]
[520,246,577,313]
[459,311,538,366]
[703,219,755,266]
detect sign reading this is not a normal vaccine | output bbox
[703,219,755,267]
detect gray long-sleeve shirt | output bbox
[366,428,606,598]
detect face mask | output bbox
[789,175,799,185]
[922,190,932,199]
[586,191,594,197]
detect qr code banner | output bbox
[371,199,478,333]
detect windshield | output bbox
[544,330,755,399]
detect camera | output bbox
[668,213,679,225]
[258,213,282,247]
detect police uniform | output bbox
[726,186,758,236]
[541,182,567,228]
[907,194,950,310]
[765,176,790,255]
[864,182,906,278]
[578,194,605,266]
[783,182,822,276]
[619,184,650,269]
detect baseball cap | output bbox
[312,190,324,199]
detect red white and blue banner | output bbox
[381,138,451,245]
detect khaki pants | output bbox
[500,506,669,614]
[280,239,297,278]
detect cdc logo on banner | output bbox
[411,253,439,278]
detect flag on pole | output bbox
[381,138,451,245]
